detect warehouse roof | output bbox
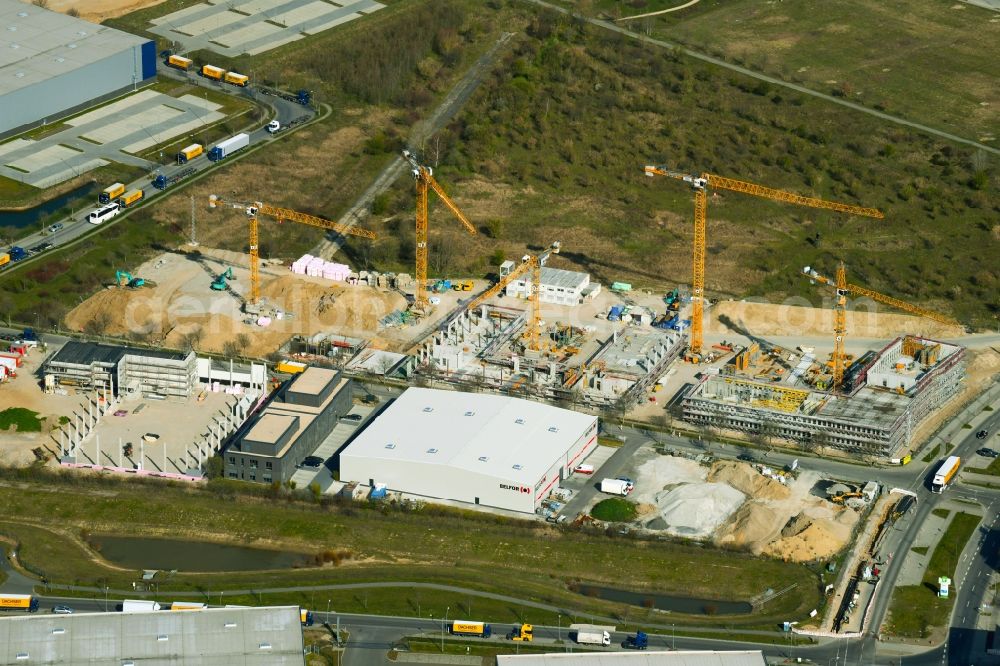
[0,0,148,96]
[341,388,597,485]
[512,266,589,291]
[0,605,304,665]
[48,341,189,367]
[496,651,767,666]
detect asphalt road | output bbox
[1,66,315,269]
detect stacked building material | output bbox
[290,254,351,280]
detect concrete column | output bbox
[96,435,101,467]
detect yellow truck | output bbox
[507,623,533,641]
[176,143,203,164]
[100,182,126,204]
[0,594,39,612]
[119,189,144,207]
[167,54,193,70]
[224,71,249,87]
[0,254,9,268]
[201,64,225,81]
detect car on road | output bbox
[29,243,53,254]
[977,430,990,440]
[300,456,323,468]
[341,413,363,422]
[737,452,756,462]
[48,222,63,233]
[52,605,74,614]
[977,448,998,458]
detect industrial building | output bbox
[225,367,352,484]
[0,0,156,138]
[44,341,197,399]
[503,263,599,305]
[339,387,599,513]
[496,651,767,666]
[0,605,304,665]
[682,335,966,457]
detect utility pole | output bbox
[189,195,197,246]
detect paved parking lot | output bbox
[288,402,377,491]
[0,89,224,188]
[150,0,385,57]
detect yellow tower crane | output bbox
[643,166,884,361]
[465,242,561,352]
[802,262,960,388]
[208,195,376,306]
[402,150,477,311]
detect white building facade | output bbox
[504,266,593,306]
[339,388,599,513]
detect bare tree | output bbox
[31,0,49,7]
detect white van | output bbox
[87,202,121,225]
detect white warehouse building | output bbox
[501,262,599,306]
[339,387,599,513]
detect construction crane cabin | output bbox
[643,165,884,363]
[402,149,477,311]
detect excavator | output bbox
[115,270,155,289]
[210,267,234,291]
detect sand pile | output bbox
[655,483,745,538]
[632,455,707,504]
[715,501,783,551]
[763,507,858,562]
[710,301,963,339]
[707,461,790,500]
[260,277,405,331]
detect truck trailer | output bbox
[119,189,144,207]
[600,478,633,496]
[170,601,206,611]
[224,71,249,87]
[932,456,961,493]
[201,64,225,80]
[177,143,203,164]
[167,54,193,70]
[99,182,126,204]
[152,167,196,190]
[450,621,492,638]
[571,624,612,646]
[122,599,162,613]
[0,594,39,612]
[208,133,250,161]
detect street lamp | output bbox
[327,598,331,624]
[104,585,108,612]
[558,613,561,642]
[441,605,449,652]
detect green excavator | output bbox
[115,270,154,289]
[210,266,234,291]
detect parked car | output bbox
[52,605,74,614]
[737,452,756,462]
[977,448,998,458]
[300,456,323,468]
[341,413,363,422]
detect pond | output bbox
[1,181,98,231]
[572,583,752,615]
[89,535,313,572]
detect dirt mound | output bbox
[260,276,405,331]
[763,508,858,562]
[715,501,782,552]
[710,301,963,339]
[708,461,790,500]
[655,482,745,538]
[65,286,167,336]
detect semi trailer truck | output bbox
[208,133,250,161]
[450,621,492,638]
[176,143,203,164]
[119,189,144,207]
[167,54,193,70]
[201,65,225,80]
[99,182,125,204]
[931,456,961,493]
[571,624,612,646]
[0,594,39,612]
[224,71,249,87]
[122,600,161,613]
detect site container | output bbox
[119,189,144,207]
[201,64,225,80]
[99,182,126,204]
[224,71,249,87]
[167,54,193,70]
[208,133,250,161]
[0,352,24,368]
[176,143,203,164]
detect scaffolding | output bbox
[722,377,809,413]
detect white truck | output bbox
[208,133,250,161]
[122,599,161,613]
[600,478,633,496]
[571,624,613,646]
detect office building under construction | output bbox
[682,336,965,457]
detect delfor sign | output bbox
[500,482,529,494]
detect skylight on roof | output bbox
[548,426,559,433]
[427,448,438,454]
[423,407,433,412]
[512,464,523,470]
[478,456,489,462]
[465,411,475,416]
[515,418,525,424]
[384,443,396,450]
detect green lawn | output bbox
[0,468,821,625]
[968,456,1000,477]
[0,408,43,433]
[591,498,638,522]
[886,512,981,638]
[931,508,951,520]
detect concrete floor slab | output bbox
[214,20,284,48]
[64,89,161,128]
[0,138,34,160]
[150,2,211,26]
[177,10,246,37]
[6,143,84,172]
[301,11,360,34]
[30,159,109,189]
[271,1,335,27]
[121,112,224,153]
[244,33,304,55]
[177,94,224,113]
[82,105,185,145]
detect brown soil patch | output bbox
[37,0,169,22]
[707,461,790,500]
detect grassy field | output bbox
[574,0,999,141]
[968,456,1000,476]
[0,469,822,625]
[591,498,637,522]
[0,408,43,433]
[390,5,998,328]
[885,512,981,638]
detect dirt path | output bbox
[616,0,701,22]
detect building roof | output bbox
[246,413,298,445]
[0,605,304,665]
[48,341,189,367]
[341,387,597,485]
[289,366,338,396]
[496,651,767,666]
[0,0,148,96]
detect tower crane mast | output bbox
[644,165,884,360]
